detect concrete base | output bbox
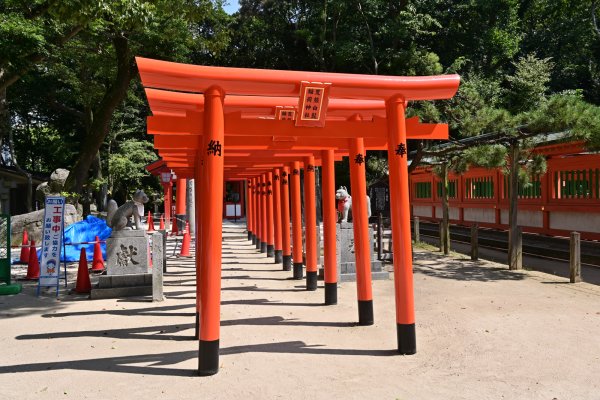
[90,273,153,300]
[91,285,152,299]
[318,267,390,282]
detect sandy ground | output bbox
[1,221,599,400]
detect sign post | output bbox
[37,196,66,296]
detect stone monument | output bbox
[336,222,388,282]
[91,190,153,299]
[105,230,149,275]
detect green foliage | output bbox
[526,153,547,176]
[464,145,508,169]
[365,154,388,185]
[3,0,600,214]
[108,139,157,198]
[506,54,554,113]
[525,93,600,150]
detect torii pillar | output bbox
[266,171,275,257]
[260,174,268,253]
[246,179,254,241]
[175,178,187,232]
[304,156,318,291]
[281,167,292,271]
[349,137,374,325]
[386,97,416,354]
[273,168,283,263]
[321,149,337,305]
[197,86,225,376]
[254,177,261,249]
[290,161,303,279]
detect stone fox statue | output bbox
[335,186,371,223]
[106,190,149,231]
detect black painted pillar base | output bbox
[255,238,261,249]
[194,311,199,339]
[293,262,303,279]
[358,300,374,326]
[397,323,417,355]
[260,242,267,253]
[247,231,252,241]
[198,339,219,376]
[252,235,257,245]
[324,282,337,305]
[282,255,292,271]
[306,271,318,291]
[274,250,283,263]
[267,244,274,257]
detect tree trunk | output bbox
[64,35,134,195]
[92,151,107,211]
[0,77,7,150]
[508,142,522,270]
[441,163,450,255]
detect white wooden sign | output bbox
[37,196,65,295]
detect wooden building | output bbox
[0,166,45,215]
[409,140,600,241]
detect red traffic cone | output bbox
[159,215,165,230]
[185,221,190,233]
[147,211,155,232]
[91,236,105,272]
[74,248,91,293]
[26,240,40,280]
[19,230,30,264]
[180,230,191,257]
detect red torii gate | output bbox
[137,57,460,376]
[150,113,445,320]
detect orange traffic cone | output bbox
[91,236,105,272]
[26,240,40,280]
[19,230,30,264]
[147,211,155,232]
[180,229,191,257]
[159,215,165,230]
[74,248,91,293]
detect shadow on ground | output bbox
[0,340,396,377]
[413,251,526,282]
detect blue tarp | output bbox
[37,216,112,263]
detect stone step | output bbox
[90,285,152,300]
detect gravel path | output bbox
[1,222,599,399]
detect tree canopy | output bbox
[1,0,599,210]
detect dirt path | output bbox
[1,222,599,399]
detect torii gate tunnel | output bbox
[137,57,460,376]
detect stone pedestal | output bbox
[91,273,153,299]
[335,222,388,282]
[106,230,149,275]
[152,232,164,301]
[91,230,157,299]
